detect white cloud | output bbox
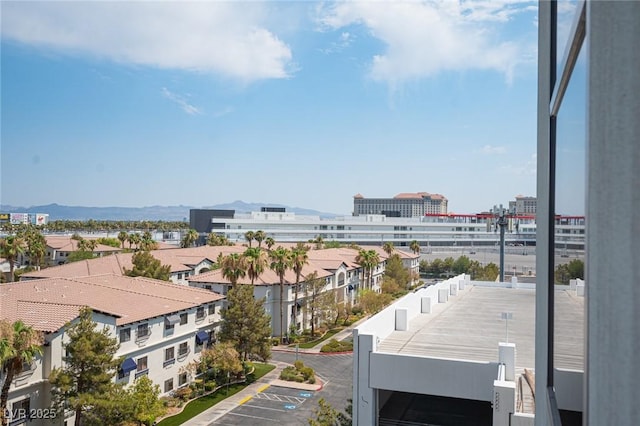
[316,0,536,85]
[1,2,293,82]
[481,145,507,154]
[161,88,201,115]
[500,153,537,176]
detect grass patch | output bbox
[296,328,342,349]
[158,363,275,426]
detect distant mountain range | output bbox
[0,201,340,221]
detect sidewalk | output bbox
[272,317,367,355]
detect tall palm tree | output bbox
[244,247,268,285]
[290,243,309,326]
[117,231,128,249]
[269,247,292,343]
[356,249,380,290]
[220,253,247,286]
[244,231,255,248]
[127,233,141,250]
[0,236,25,282]
[181,229,199,248]
[0,320,43,426]
[24,229,46,270]
[265,237,275,250]
[410,240,421,256]
[254,230,266,248]
[383,242,394,256]
[312,236,324,250]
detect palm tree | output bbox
[244,231,255,248]
[220,253,247,286]
[254,230,266,248]
[0,320,43,426]
[181,229,199,248]
[117,231,128,249]
[0,235,25,282]
[244,247,268,285]
[269,247,292,343]
[265,237,275,250]
[312,236,324,250]
[290,242,309,326]
[356,249,380,290]
[383,242,394,256]
[410,240,421,256]
[140,231,157,251]
[127,233,141,250]
[24,229,46,270]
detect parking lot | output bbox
[212,386,316,425]
[212,352,353,425]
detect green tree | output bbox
[308,398,339,426]
[244,231,255,248]
[130,375,166,426]
[358,289,392,314]
[124,251,171,281]
[384,254,411,289]
[290,243,310,328]
[219,285,272,361]
[382,242,394,256]
[453,255,471,275]
[181,229,199,248]
[265,237,275,250]
[117,231,128,249]
[356,249,380,290]
[304,272,326,338]
[195,341,244,382]
[269,247,292,343]
[127,233,141,250]
[220,253,247,286]
[24,227,47,270]
[0,235,25,282]
[0,320,43,426]
[410,240,421,256]
[254,230,266,248]
[308,398,352,426]
[207,233,232,246]
[139,231,158,251]
[244,247,268,285]
[49,307,121,426]
[567,259,584,280]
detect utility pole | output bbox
[491,205,514,282]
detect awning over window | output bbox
[121,358,137,374]
[348,284,354,291]
[165,314,181,325]
[195,330,209,344]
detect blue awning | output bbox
[348,284,354,291]
[121,357,137,374]
[195,330,209,344]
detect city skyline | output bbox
[1,1,584,215]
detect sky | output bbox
[0,1,585,216]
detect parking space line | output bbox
[257,384,271,393]
[226,412,280,422]
[241,404,287,412]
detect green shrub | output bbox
[204,381,216,392]
[301,366,315,381]
[173,386,193,401]
[294,360,304,371]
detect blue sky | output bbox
[1,1,584,215]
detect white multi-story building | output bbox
[0,274,224,426]
[197,209,585,251]
[187,247,417,338]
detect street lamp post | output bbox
[491,205,514,283]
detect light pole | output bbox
[491,205,514,283]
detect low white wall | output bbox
[370,353,498,402]
[555,368,583,412]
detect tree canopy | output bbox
[219,284,272,361]
[124,251,171,281]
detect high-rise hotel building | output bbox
[353,192,448,218]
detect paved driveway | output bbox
[212,352,353,426]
